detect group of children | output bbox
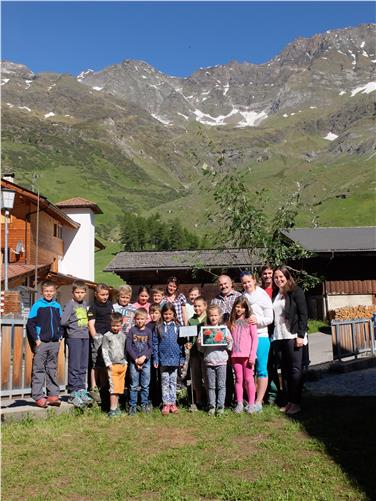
[27,280,260,418]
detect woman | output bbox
[162,276,188,326]
[241,271,273,412]
[272,266,308,415]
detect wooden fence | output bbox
[1,318,67,398]
[331,317,376,362]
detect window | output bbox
[53,223,63,239]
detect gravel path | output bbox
[305,368,376,397]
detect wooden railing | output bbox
[1,318,67,398]
[331,317,376,362]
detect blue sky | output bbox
[2,2,375,77]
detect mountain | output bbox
[1,23,376,245]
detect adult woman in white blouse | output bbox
[241,271,273,412]
[273,266,308,415]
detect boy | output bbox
[186,286,200,320]
[112,284,136,335]
[151,287,164,306]
[27,280,63,408]
[102,312,127,417]
[88,283,113,403]
[126,308,153,415]
[187,296,208,410]
[61,280,93,408]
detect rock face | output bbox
[76,24,376,127]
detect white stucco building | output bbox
[56,197,103,282]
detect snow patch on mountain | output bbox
[92,86,103,91]
[351,82,376,97]
[324,132,338,141]
[151,113,171,125]
[1,78,10,85]
[77,69,94,81]
[237,110,268,127]
[44,112,56,118]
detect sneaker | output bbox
[216,408,225,416]
[35,398,48,408]
[169,404,179,414]
[141,403,152,414]
[128,406,137,416]
[108,409,121,418]
[78,389,94,406]
[47,396,61,407]
[234,402,244,414]
[161,404,170,416]
[208,407,216,416]
[189,404,198,412]
[280,403,292,413]
[246,404,256,414]
[68,391,85,409]
[89,387,102,404]
[253,402,263,413]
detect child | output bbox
[151,287,164,306]
[27,280,63,408]
[148,303,162,407]
[61,280,93,408]
[186,286,200,320]
[187,296,208,409]
[88,283,113,403]
[126,308,153,415]
[197,305,232,416]
[152,302,185,416]
[113,284,136,335]
[133,286,151,315]
[228,297,258,414]
[102,312,127,417]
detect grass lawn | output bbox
[2,396,375,500]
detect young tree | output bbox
[204,170,320,290]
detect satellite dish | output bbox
[15,240,24,254]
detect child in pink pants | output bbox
[229,297,258,413]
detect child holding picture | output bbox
[152,302,185,416]
[113,284,136,335]
[197,304,232,415]
[228,297,258,414]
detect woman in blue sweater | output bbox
[152,303,185,416]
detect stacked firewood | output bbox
[329,305,376,320]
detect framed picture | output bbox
[199,325,228,346]
[179,326,198,338]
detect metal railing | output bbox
[1,318,68,398]
[331,317,375,362]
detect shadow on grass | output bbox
[295,396,376,499]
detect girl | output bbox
[133,286,151,315]
[273,266,308,416]
[241,271,273,412]
[229,297,258,413]
[152,303,185,415]
[197,304,232,416]
[162,276,188,326]
[148,304,162,407]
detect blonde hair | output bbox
[118,284,132,296]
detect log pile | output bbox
[329,305,375,321]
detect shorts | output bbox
[90,333,104,367]
[107,363,127,394]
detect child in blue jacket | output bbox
[152,302,185,416]
[27,280,64,408]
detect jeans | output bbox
[129,360,151,407]
[278,339,304,404]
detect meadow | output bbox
[2,396,375,500]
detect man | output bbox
[211,274,241,322]
[260,265,274,299]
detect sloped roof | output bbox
[0,263,51,282]
[283,227,376,252]
[1,179,79,229]
[105,248,260,272]
[56,197,103,214]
